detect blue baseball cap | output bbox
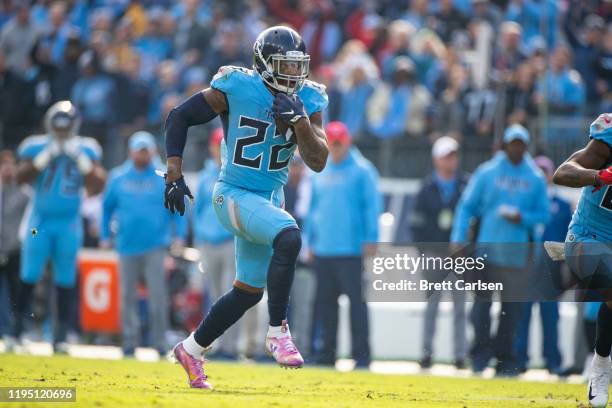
[503,124,530,144]
[129,131,156,151]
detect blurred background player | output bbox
[553,113,612,408]
[13,100,106,352]
[410,136,468,370]
[0,150,30,350]
[307,121,380,369]
[451,124,549,376]
[100,131,186,357]
[193,127,259,360]
[163,26,328,389]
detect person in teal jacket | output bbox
[100,131,186,356]
[306,121,381,368]
[451,124,549,376]
[451,126,550,247]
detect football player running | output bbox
[163,26,328,389]
[14,101,106,352]
[553,113,612,407]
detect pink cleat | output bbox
[172,343,213,389]
[265,320,304,369]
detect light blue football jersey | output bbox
[18,135,102,218]
[569,115,612,241]
[210,66,328,192]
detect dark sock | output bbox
[595,303,612,357]
[55,286,72,344]
[13,283,35,337]
[267,228,301,326]
[194,286,262,348]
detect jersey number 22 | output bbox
[233,116,294,171]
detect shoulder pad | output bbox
[590,113,612,148]
[299,80,329,116]
[18,134,48,148]
[78,136,103,161]
[302,79,327,94]
[17,134,49,159]
[210,66,253,95]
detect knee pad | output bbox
[273,227,302,261]
[232,286,264,308]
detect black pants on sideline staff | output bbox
[469,264,524,375]
[312,256,370,366]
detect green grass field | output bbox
[0,354,589,408]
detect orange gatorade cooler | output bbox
[78,249,120,333]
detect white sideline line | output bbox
[1,341,162,362]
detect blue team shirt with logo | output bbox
[18,135,101,218]
[210,66,328,192]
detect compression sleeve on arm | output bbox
[165,91,219,158]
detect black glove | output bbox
[271,93,306,125]
[164,175,193,216]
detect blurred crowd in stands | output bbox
[0,0,611,174]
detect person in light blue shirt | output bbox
[306,121,381,368]
[100,131,186,356]
[368,57,426,140]
[451,125,550,247]
[535,46,586,143]
[171,0,213,27]
[337,66,376,139]
[451,124,549,376]
[71,51,118,167]
[37,2,78,66]
[133,8,173,82]
[71,51,117,126]
[505,0,558,49]
[536,47,586,113]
